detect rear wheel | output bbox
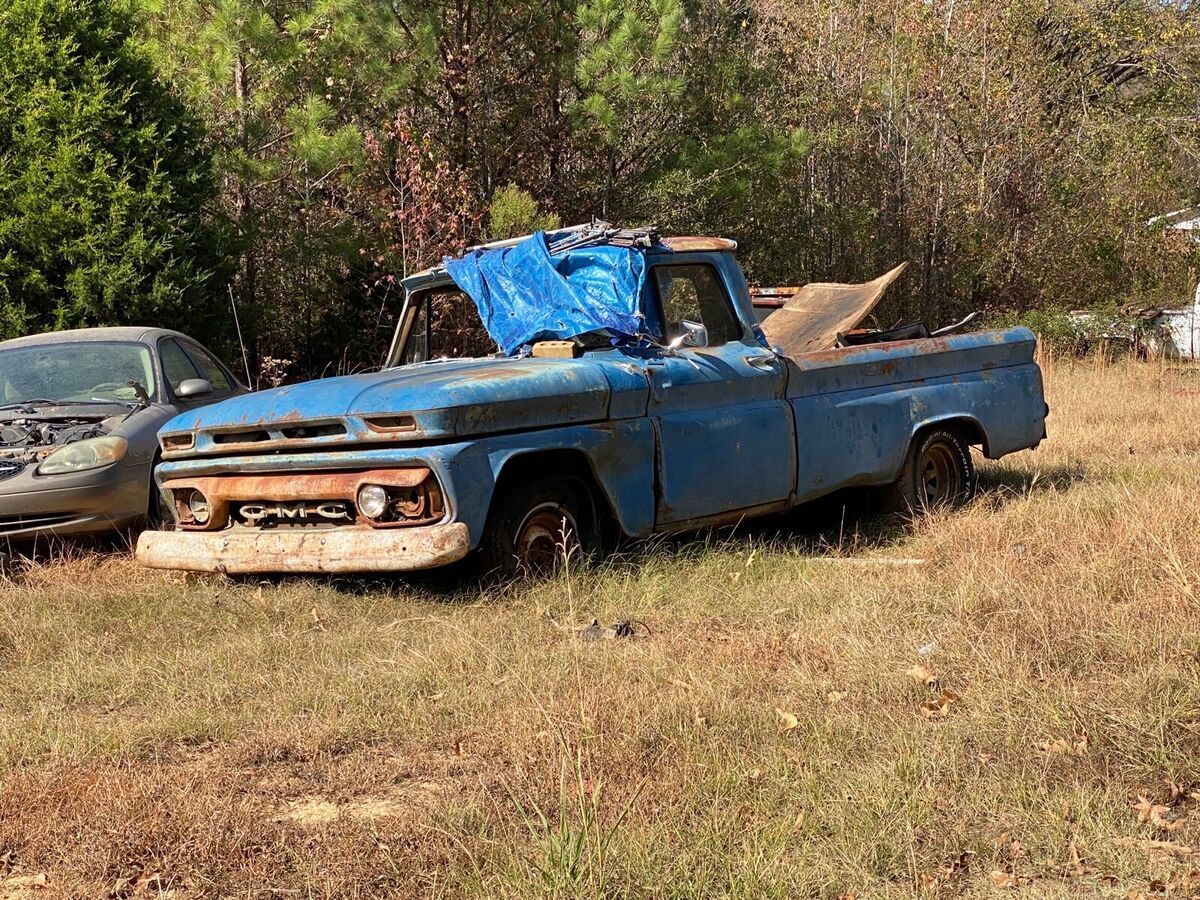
[480,476,599,577]
[884,428,976,515]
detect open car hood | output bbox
[760,263,907,357]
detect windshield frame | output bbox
[0,340,160,406]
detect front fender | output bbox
[441,420,656,546]
[153,420,657,550]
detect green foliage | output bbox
[575,0,683,142]
[986,306,1093,354]
[488,185,560,240]
[9,0,1190,375]
[0,0,229,341]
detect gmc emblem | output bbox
[239,501,351,523]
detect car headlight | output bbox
[357,484,389,520]
[37,436,129,475]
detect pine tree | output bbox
[0,0,230,340]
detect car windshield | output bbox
[401,290,501,364]
[0,341,156,405]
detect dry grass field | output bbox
[3,357,1200,898]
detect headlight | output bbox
[186,489,211,524]
[357,484,389,520]
[37,436,129,475]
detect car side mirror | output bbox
[674,320,708,349]
[177,378,213,399]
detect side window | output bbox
[182,342,234,394]
[159,338,201,394]
[653,264,742,346]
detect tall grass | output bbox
[2,359,1200,898]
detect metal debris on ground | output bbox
[579,618,651,641]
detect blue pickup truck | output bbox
[135,226,1047,576]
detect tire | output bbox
[479,475,599,577]
[145,459,173,531]
[884,428,976,515]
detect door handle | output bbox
[744,353,778,370]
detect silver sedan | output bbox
[0,327,246,543]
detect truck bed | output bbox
[783,327,1045,503]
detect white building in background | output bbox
[1145,208,1200,360]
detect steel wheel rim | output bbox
[514,502,578,572]
[919,443,960,509]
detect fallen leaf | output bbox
[1037,735,1087,756]
[908,664,939,687]
[310,606,327,631]
[988,870,1022,888]
[920,689,959,719]
[775,708,799,732]
[1132,794,1171,825]
[1151,808,1185,831]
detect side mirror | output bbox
[667,320,708,352]
[177,378,213,399]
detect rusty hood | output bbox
[163,356,614,446]
[760,263,907,357]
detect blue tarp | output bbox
[445,231,648,356]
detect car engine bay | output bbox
[0,416,118,467]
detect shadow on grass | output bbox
[1,462,1088,595]
[974,462,1087,497]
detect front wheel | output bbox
[479,476,599,578]
[883,428,976,515]
[145,461,174,531]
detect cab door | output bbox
[646,261,795,526]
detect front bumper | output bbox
[0,465,148,541]
[135,522,471,574]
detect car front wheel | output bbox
[480,476,598,577]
